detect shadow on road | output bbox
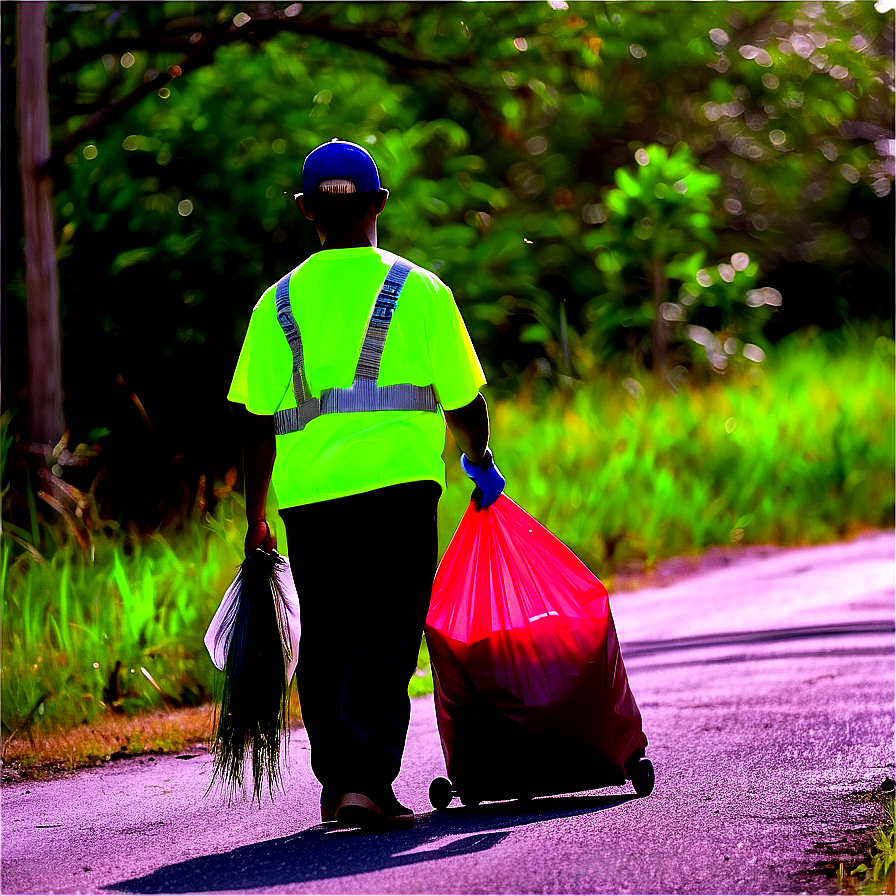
[105,793,638,893]
[625,620,894,657]
[624,620,894,672]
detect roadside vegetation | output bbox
[1,326,892,768]
[840,795,896,896]
[3,2,893,773]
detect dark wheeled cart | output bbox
[428,754,655,810]
[424,641,656,811]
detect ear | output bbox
[296,194,315,221]
[375,188,389,215]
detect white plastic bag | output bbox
[204,551,301,683]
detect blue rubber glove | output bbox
[460,449,506,511]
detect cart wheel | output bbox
[429,777,454,810]
[459,792,481,808]
[631,757,655,797]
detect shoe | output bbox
[336,791,414,829]
[321,803,338,823]
[320,790,341,823]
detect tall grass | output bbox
[1,501,245,741]
[1,327,893,742]
[473,328,895,571]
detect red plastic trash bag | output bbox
[425,494,647,800]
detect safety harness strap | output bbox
[274,271,321,431]
[355,260,413,380]
[273,261,437,435]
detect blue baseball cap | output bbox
[301,139,382,194]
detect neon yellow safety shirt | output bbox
[228,246,486,508]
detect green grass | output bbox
[1,326,893,745]
[1,502,245,741]
[841,797,895,895]
[479,327,894,573]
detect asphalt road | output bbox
[2,530,893,895]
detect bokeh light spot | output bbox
[661,302,684,321]
[770,289,784,306]
[743,344,766,363]
[686,325,712,346]
[790,34,814,58]
[739,45,773,66]
[582,204,607,224]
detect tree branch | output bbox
[47,6,445,79]
[49,35,199,77]
[44,7,472,174]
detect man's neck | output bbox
[318,221,377,250]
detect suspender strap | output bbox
[355,261,413,381]
[274,272,321,431]
[273,261,437,435]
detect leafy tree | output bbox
[2,1,892,532]
[582,142,778,378]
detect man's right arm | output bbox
[445,393,506,510]
[444,393,489,462]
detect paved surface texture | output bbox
[2,530,893,895]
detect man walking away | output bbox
[227,139,505,829]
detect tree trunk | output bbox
[17,1,65,447]
[650,256,668,379]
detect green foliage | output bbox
[2,329,892,739]
[1,500,244,735]
[1,1,892,523]
[473,326,895,570]
[845,797,896,895]
[582,142,771,370]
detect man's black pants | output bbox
[280,480,441,799]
